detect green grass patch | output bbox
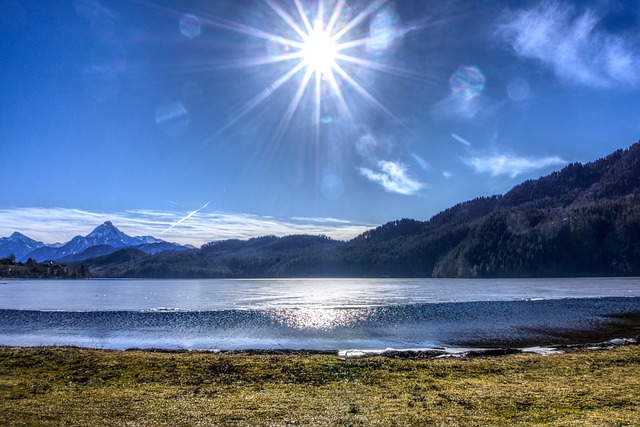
[1,346,639,426]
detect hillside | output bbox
[85,141,640,278]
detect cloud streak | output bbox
[466,154,566,178]
[498,1,639,87]
[358,160,424,195]
[0,207,374,246]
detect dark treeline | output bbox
[0,256,90,279]
[83,142,640,278]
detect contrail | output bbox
[162,199,213,234]
[451,133,472,146]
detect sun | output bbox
[207,0,413,141]
[302,20,338,73]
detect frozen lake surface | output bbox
[1,278,639,350]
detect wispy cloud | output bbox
[466,154,566,178]
[0,207,373,246]
[497,1,639,87]
[358,160,424,195]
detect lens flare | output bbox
[367,5,403,54]
[321,174,345,200]
[449,66,485,100]
[179,14,201,39]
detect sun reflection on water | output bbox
[268,307,372,330]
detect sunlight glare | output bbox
[302,20,337,73]
[269,307,371,330]
[206,0,413,141]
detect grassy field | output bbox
[1,345,639,426]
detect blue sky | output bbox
[1,0,639,245]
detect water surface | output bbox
[1,278,638,350]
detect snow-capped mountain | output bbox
[83,221,144,249]
[1,221,188,262]
[0,232,45,261]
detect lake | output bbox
[1,278,639,350]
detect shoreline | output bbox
[3,336,638,359]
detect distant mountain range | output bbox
[3,141,640,278]
[0,221,188,263]
[78,140,640,279]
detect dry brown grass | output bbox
[1,345,639,426]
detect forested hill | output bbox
[86,142,640,278]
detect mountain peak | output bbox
[93,221,116,232]
[0,232,45,261]
[7,231,42,245]
[87,221,128,240]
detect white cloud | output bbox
[498,1,639,87]
[358,160,424,195]
[466,154,566,178]
[0,207,373,246]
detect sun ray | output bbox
[203,0,427,143]
[326,0,347,34]
[265,0,308,41]
[334,53,429,81]
[332,37,369,52]
[213,61,307,138]
[293,0,314,34]
[332,63,397,121]
[274,66,315,141]
[314,66,322,141]
[205,15,304,49]
[324,68,356,127]
[332,0,387,41]
[203,52,303,71]
[318,1,325,29]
